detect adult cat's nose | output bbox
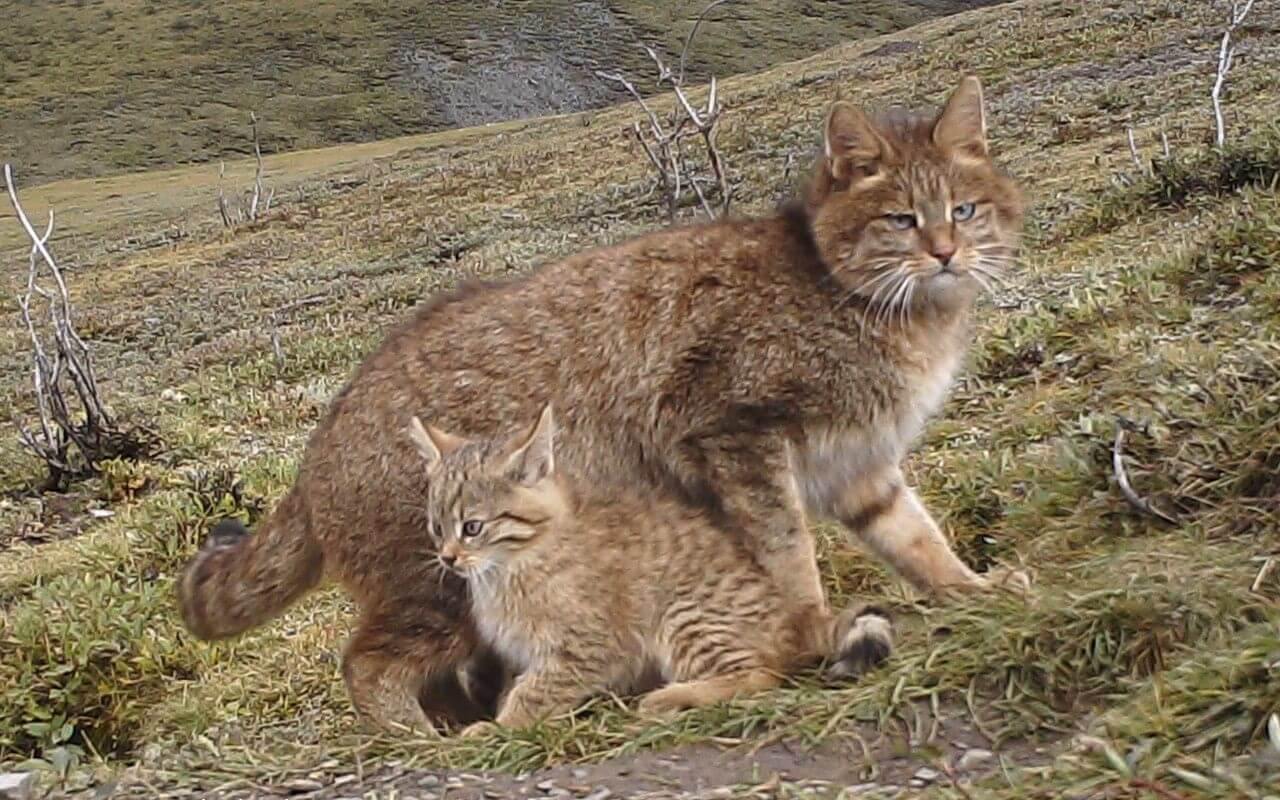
[932,243,956,267]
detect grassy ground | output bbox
[1,0,1279,796]
[0,0,992,186]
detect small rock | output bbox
[0,773,32,800]
[88,508,115,519]
[572,769,589,780]
[160,388,188,403]
[912,767,941,785]
[281,778,324,793]
[583,790,612,800]
[956,748,995,771]
[537,780,556,791]
[419,775,440,787]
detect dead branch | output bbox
[1212,0,1257,148]
[677,0,733,86]
[1126,128,1144,172]
[218,112,274,228]
[1111,418,1179,525]
[5,163,153,489]
[595,3,733,222]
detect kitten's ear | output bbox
[933,75,987,158]
[502,404,556,486]
[823,101,886,182]
[408,416,464,469]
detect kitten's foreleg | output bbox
[490,660,602,730]
[637,669,782,715]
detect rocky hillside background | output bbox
[1,0,998,185]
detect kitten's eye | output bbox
[952,202,976,221]
[431,522,443,540]
[886,213,916,230]
[461,519,484,538]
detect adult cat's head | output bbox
[408,405,565,579]
[804,76,1024,320]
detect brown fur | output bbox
[411,406,892,730]
[176,76,1027,731]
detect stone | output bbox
[912,767,941,785]
[957,748,996,771]
[0,773,33,800]
[281,778,324,793]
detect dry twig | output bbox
[1212,0,1258,148]
[269,296,327,368]
[1112,417,1179,525]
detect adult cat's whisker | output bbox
[972,262,1011,288]
[969,271,996,297]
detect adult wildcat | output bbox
[178,76,1026,732]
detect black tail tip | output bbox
[206,518,250,549]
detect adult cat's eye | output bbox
[952,202,976,221]
[886,213,916,230]
[461,519,484,538]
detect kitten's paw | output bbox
[637,686,695,716]
[459,721,500,739]
[824,605,893,682]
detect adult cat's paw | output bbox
[983,565,1033,596]
[824,605,893,682]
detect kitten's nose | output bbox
[440,552,457,568]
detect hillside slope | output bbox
[0,0,994,185]
[0,0,1278,797]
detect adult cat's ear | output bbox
[408,416,464,469]
[502,404,556,486]
[933,75,987,158]
[823,100,886,182]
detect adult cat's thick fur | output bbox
[178,76,1026,731]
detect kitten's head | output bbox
[804,76,1024,319]
[408,404,563,579]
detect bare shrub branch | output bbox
[218,112,274,228]
[1212,0,1257,148]
[1112,418,1179,526]
[596,0,734,221]
[677,0,732,86]
[5,163,157,489]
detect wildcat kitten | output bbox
[409,405,893,732]
[178,76,1026,733]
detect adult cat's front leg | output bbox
[833,466,1030,597]
[674,432,827,611]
